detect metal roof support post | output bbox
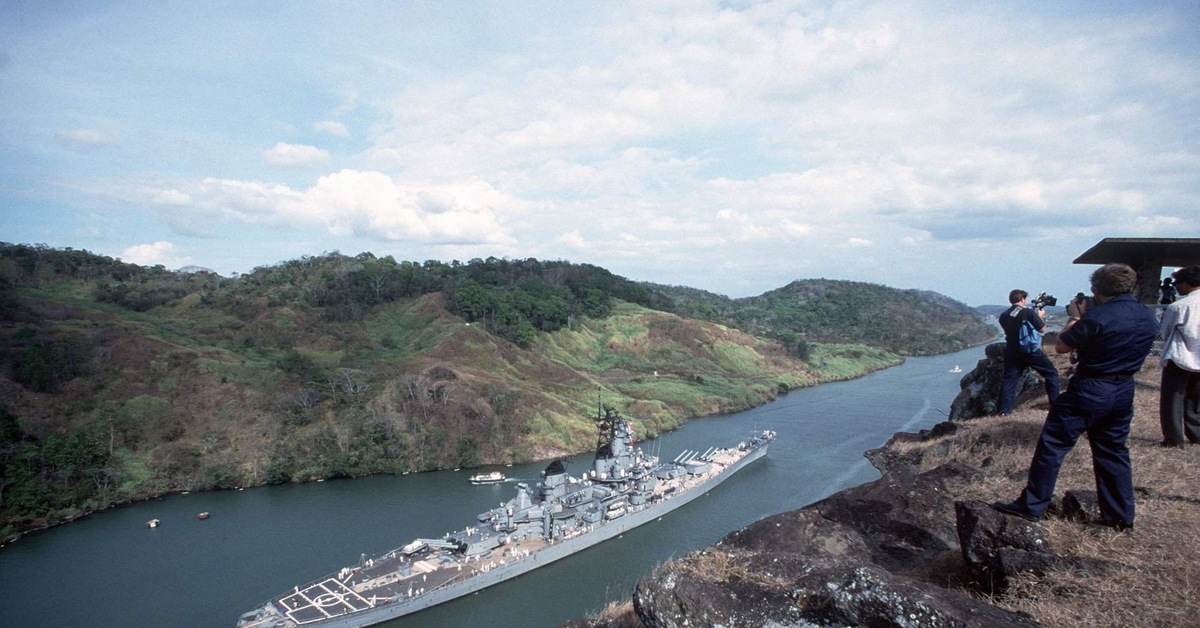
[1135,256,1163,305]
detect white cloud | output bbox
[118,241,193,268]
[716,208,773,241]
[314,121,350,138]
[298,171,516,244]
[557,230,587,249]
[151,189,192,206]
[262,142,331,167]
[118,170,517,246]
[57,129,113,149]
[780,220,813,237]
[499,107,654,150]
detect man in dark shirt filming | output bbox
[994,263,1158,531]
[997,289,1060,415]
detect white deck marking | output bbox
[283,577,376,625]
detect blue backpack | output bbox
[1018,316,1042,353]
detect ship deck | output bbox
[273,536,553,625]
[277,579,375,624]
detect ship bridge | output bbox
[592,405,638,481]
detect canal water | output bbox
[0,345,984,628]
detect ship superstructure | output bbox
[237,402,774,628]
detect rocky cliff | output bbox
[948,341,1053,421]
[563,345,1155,628]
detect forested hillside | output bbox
[650,279,995,355]
[0,243,980,540]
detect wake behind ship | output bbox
[237,401,774,628]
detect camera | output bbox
[1031,292,1057,308]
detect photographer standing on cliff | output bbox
[994,263,1158,531]
[997,289,1060,415]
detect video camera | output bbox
[1031,292,1057,309]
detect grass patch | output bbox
[194,357,280,388]
[359,298,460,362]
[808,343,901,379]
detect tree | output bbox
[448,280,494,322]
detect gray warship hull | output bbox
[238,407,773,628]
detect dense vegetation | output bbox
[0,242,983,541]
[649,280,995,355]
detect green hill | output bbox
[0,243,978,540]
[649,279,995,355]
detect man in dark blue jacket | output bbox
[997,289,1060,414]
[994,263,1158,531]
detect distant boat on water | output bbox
[468,471,506,485]
[949,365,963,373]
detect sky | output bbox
[1,1,1197,306]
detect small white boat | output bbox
[146,519,160,528]
[468,471,506,485]
[949,365,963,373]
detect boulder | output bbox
[632,555,807,628]
[1060,490,1099,522]
[720,509,872,562]
[955,500,1054,592]
[949,343,1044,421]
[954,500,1114,593]
[866,421,962,474]
[633,547,1041,627]
[811,462,982,578]
[806,564,1041,628]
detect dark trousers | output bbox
[998,347,1061,414]
[1160,360,1200,446]
[1014,376,1136,524]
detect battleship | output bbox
[237,401,775,628]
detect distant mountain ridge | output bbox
[0,242,986,540]
[649,279,995,355]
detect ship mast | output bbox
[594,388,617,458]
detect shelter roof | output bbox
[1073,238,1200,266]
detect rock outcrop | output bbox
[628,459,1042,628]
[954,499,1113,595]
[949,342,1048,421]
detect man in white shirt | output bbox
[1160,265,1200,448]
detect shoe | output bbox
[991,501,1040,522]
[1085,520,1133,535]
[1159,441,1186,449]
